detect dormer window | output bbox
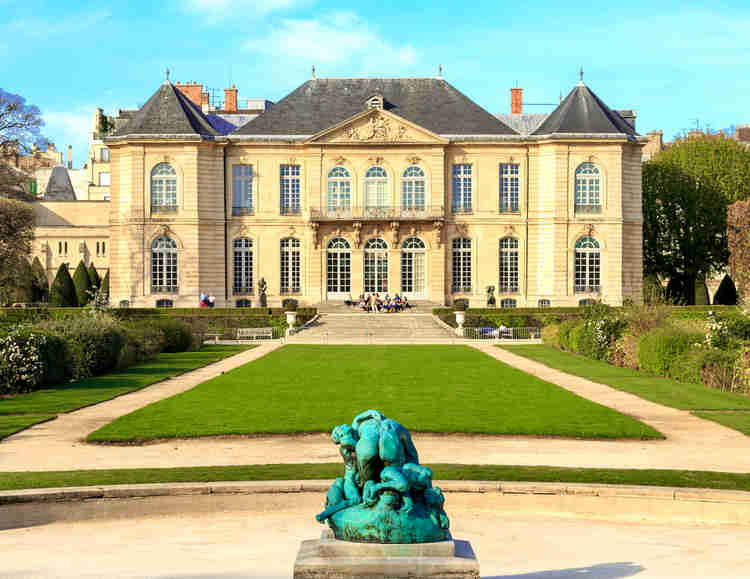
[366,94,384,110]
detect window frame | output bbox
[574,236,601,294]
[232,237,254,295]
[280,164,301,215]
[150,236,179,294]
[451,237,472,293]
[401,166,426,214]
[150,163,178,214]
[280,237,301,294]
[327,166,352,216]
[232,164,254,216]
[574,162,602,214]
[499,237,520,294]
[452,164,472,213]
[499,163,519,213]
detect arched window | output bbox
[401,166,425,214]
[574,237,601,293]
[364,238,388,294]
[280,238,301,294]
[538,299,551,308]
[151,236,178,293]
[499,237,519,293]
[150,163,177,213]
[364,167,388,217]
[452,238,472,293]
[327,167,351,217]
[401,237,426,296]
[233,238,253,295]
[575,163,601,213]
[500,298,517,308]
[327,237,351,297]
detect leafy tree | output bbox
[727,199,750,303]
[0,88,48,200]
[72,260,91,306]
[101,269,110,299]
[49,263,77,307]
[31,256,48,302]
[714,275,739,306]
[643,161,729,305]
[654,133,750,204]
[87,262,101,289]
[0,197,35,303]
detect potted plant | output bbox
[453,298,468,328]
[283,298,298,328]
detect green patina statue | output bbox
[316,410,451,544]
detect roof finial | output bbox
[165,67,170,83]
[438,64,443,78]
[312,65,316,79]
[578,66,584,86]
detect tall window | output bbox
[500,163,519,212]
[575,163,601,213]
[452,164,472,213]
[233,238,253,294]
[151,236,178,293]
[451,238,472,293]
[364,238,389,294]
[499,237,519,293]
[327,167,351,216]
[280,238,301,294]
[401,166,425,215]
[574,236,601,293]
[364,166,388,217]
[400,237,426,296]
[233,165,253,215]
[280,164,301,215]
[98,172,110,186]
[100,148,110,162]
[150,163,177,213]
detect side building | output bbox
[99,74,645,308]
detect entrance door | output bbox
[364,238,388,294]
[401,237,426,299]
[326,237,351,300]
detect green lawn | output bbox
[502,345,750,411]
[0,345,251,440]
[694,411,750,435]
[2,463,749,493]
[89,345,660,442]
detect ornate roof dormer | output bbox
[366,93,384,110]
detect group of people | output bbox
[357,293,411,313]
[199,292,216,308]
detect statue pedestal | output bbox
[293,529,480,578]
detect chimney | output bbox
[67,145,72,169]
[617,109,637,131]
[224,84,238,112]
[174,81,203,107]
[510,88,523,115]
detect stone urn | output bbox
[454,310,465,327]
[285,311,298,336]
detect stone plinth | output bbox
[293,529,479,578]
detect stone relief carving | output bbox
[390,221,400,245]
[339,113,410,142]
[433,220,444,247]
[311,222,320,249]
[353,223,362,248]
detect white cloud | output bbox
[181,0,301,22]
[245,12,417,73]
[8,10,111,39]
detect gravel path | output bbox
[1,342,748,474]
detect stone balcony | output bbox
[309,205,444,222]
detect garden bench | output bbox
[236,327,274,340]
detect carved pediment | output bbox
[307,109,448,145]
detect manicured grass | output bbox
[694,411,750,435]
[89,345,660,442]
[0,345,251,440]
[501,345,750,411]
[1,463,749,493]
[0,414,56,439]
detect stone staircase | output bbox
[289,311,455,344]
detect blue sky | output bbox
[2,0,749,166]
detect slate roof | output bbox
[533,83,637,136]
[43,166,76,201]
[234,78,517,137]
[112,81,219,138]
[496,114,549,136]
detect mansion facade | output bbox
[32,75,646,308]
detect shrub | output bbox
[714,275,739,306]
[541,323,560,347]
[611,332,639,369]
[281,298,298,311]
[557,319,580,351]
[453,298,469,311]
[72,261,91,307]
[40,313,125,379]
[100,270,110,299]
[153,318,193,353]
[701,348,739,391]
[625,303,671,337]
[87,263,102,289]
[31,257,48,302]
[568,323,587,354]
[118,325,165,368]
[49,264,77,307]
[637,327,703,377]
[0,329,48,394]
